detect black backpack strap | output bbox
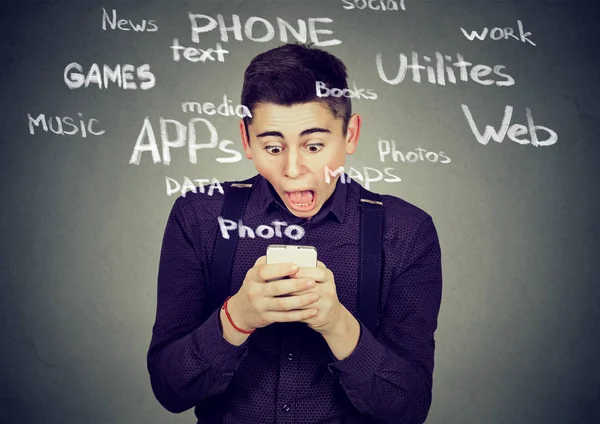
[357,185,384,336]
[205,176,255,321]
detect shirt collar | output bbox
[255,174,347,224]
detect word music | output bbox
[218,218,305,240]
[460,20,535,46]
[165,177,224,197]
[101,8,158,32]
[376,52,515,87]
[64,63,156,90]
[188,13,341,47]
[461,104,558,146]
[27,113,105,137]
[129,117,243,165]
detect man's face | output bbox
[240,101,361,218]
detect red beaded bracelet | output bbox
[222,296,255,334]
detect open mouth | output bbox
[285,190,316,211]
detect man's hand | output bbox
[229,256,320,331]
[288,261,346,335]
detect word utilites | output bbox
[218,218,305,240]
[316,81,377,100]
[376,52,514,87]
[461,104,557,146]
[460,20,535,46]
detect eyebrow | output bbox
[256,127,331,139]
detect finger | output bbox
[267,308,318,322]
[255,262,299,282]
[265,278,316,297]
[267,292,319,311]
[293,267,328,282]
[316,260,326,268]
[254,256,267,266]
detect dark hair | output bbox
[241,43,352,141]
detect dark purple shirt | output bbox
[147,174,442,424]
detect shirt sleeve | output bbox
[327,216,442,424]
[147,196,251,413]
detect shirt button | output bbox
[282,404,290,412]
[287,353,294,361]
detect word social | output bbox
[341,0,405,11]
[218,218,305,240]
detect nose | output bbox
[284,149,305,178]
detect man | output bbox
[147,43,442,424]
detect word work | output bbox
[460,20,535,46]
[171,40,230,63]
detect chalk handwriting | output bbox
[188,14,341,47]
[129,117,243,165]
[101,8,158,32]
[376,52,515,86]
[171,39,229,63]
[378,140,451,163]
[218,217,305,240]
[27,113,105,137]
[461,104,558,146]
[181,95,252,118]
[166,177,223,197]
[316,81,377,100]
[324,166,401,190]
[460,20,535,46]
[64,63,155,90]
[341,0,405,11]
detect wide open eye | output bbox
[306,143,324,153]
[265,145,284,155]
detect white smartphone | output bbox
[266,244,318,268]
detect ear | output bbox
[345,113,361,155]
[239,119,253,159]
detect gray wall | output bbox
[1,0,599,423]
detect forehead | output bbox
[250,101,339,129]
